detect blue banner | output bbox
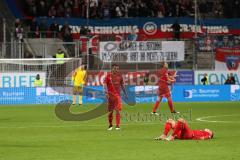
[0,85,238,105]
[35,17,240,30]
[175,70,194,85]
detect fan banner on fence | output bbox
[215,48,240,71]
[99,41,185,62]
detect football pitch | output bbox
[0,102,240,160]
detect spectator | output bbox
[39,19,47,38]
[171,20,181,40]
[15,22,24,42]
[224,75,232,84]
[232,0,240,18]
[50,20,60,38]
[233,37,240,47]
[72,0,81,17]
[34,74,43,87]
[56,48,65,58]
[28,18,39,38]
[213,1,224,18]
[143,72,150,85]
[38,0,48,16]
[57,4,65,17]
[229,73,236,84]
[90,2,98,18]
[61,22,73,42]
[201,73,208,85]
[48,6,57,18]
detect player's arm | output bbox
[83,70,87,85]
[167,71,177,84]
[103,74,110,98]
[72,71,77,81]
[120,76,128,99]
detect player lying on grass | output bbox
[155,118,214,141]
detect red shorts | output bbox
[158,86,171,98]
[107,94,122,111]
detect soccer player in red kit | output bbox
[152,62,178,115]
[155,118,214,141]
[104,64,128,130]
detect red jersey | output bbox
[171,121,212,140]
[104,72,124,96]
[158,67,168,87]
[192,130,212,140]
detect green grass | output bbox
[0,102,240,160]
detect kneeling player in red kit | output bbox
[104,64,128,131]
[155,118,214,140]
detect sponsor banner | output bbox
[194,71,240,85]
[196,35,240,52]
[215,48,240,71]
[175,70,194,85]
[0,85,237,105]
[0,72,46,88]
[230,85,240,101]
[0,87,36,104]
[86,70,191,86]
[99,41,185,62]
[173,85,230,102]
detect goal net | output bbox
[0,58,82,87]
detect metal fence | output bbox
[0,28,218,71]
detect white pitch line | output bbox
[0,122,163,129]
[196,114,240,123]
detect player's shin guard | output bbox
[168,100,174,112]
[108,111,113,127]
[153,101,160,113]
[116,113,120,127]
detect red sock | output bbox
[168,100,174,112]
[108,112,113,126]
[116,113,120,127]
[163,122,172,136]
[153,101,160,112]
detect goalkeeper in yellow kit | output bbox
[72,65,87,105]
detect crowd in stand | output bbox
[22,0,240,19]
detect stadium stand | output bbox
[1,0,240,69]
[15,0,240,19]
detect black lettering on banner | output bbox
[173,52,178,60]
[104,42,118,52]
[140,52,145,61]
[159,52,165,61]
[130,52,138,62]
[120,52,128,62]
[139,42,145,51]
